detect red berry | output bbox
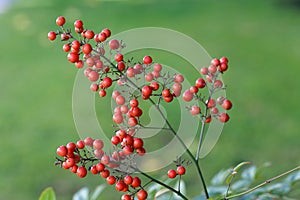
[208,65,217,74]
[106,175,116,185]
[200,67,208,75]
[220,56,228,64]
[137,189,148,200]
[190,105,201,115]
[207,98,216,108]
[101,154,110,165]
[96,162,105,172]
[117,61,126,71]
[56,16,66,26]
[142,85,152,97]
[98,32,107,42]
[93,139,104,150]
[182,90,193,102]
[150,81,159,91]
[205,116,212,123]
[70,165,78,173]
[174,74,184,83]
[116,95,126,105]
[211,58,220,67]
[76,140,85,149]
[115,180,126,191]
[109,39,120,50]
[195,78,206,88]
[121,194,132,200]
[124,175,133,185]
[130,99,139,107]
[168,169,177,179]
[143,55,152,64]
[211,107,219,115]
[90,165,98,174]
[66,142,76,152]
[82,43,93,55]
[164,95,173,103]
[100,169,110,178]
[190,86,199,94]
[222,99,232,110]
[126,67,135,77]
[213,80,223,88]
[74,19,83,28]
[136,147,146,156]
[113,114,123,124]
[84,30,95,39]
[77,166,87,178]
[114,53,123,62]
[67,52,79,63]
[177,166,186,175]
[48,31,56,40]
[219,113,230,123]
[102,77,113,88]
[84,137,94,147]
[88,71,99,82]
[62,43,71,52]
[133,138,144,149]
[128,117,138,127]
[153,63,162,72]
[131,177,141,188]
[162,89,171,97]
[102,28,111,37]
[99,90,106,97]
[90,83,99,92]
[219,63,228,72]
[56,145,68,157]
[111,135,121,145]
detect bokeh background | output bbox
[1,0,300,199]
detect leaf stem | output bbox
[223,165,300,200]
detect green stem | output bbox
[223,165,300,200]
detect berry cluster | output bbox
[182,57,232,123]
[49,16,233,200]
[55,137,148,200]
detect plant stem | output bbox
[223,165,300,200]
[195,107,208,162]
[138,170,189,200]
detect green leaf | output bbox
[39,187,56,200]
[233,161,251,173]
[72,187,89,200]
[90,185,106,200]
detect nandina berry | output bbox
[124,175,133,185]
[63,43,71,52]
[109,39,120,50]
[137,189,148,200]
[172,83,182,93]
[99,90,106,97]
[67,52,79,63]
[114,53,123,62]
[116,95,126,105]
[84,137,94,147]
[205,116,212,123]
[56,145,68,157]
[133,138,144,149]
[98,32,107,42]
[220,56,228,64]
[189,86,199,94]
[101,154,110,165]
[102,28,111,37]
[56,16,66,26]
[143,55,152,64]
[174,74,184,83]
[136,147,146,156]
[60,33,69,41]
[130,99,139,107]
[219,112,230,123]
[84,30,95,39]
[168,169,177,179]
[150,81,159,91]
[90,165,98,174]
[96,162,105,172]
[153,63,162,72]
[177,166,186,175]
[182,90,193,102]
[116,129,127,140]
[106,175,116,185]
[88,70,99,82]
[121,105,129,114]
[70,165,78,173]
[131,177,141,188]
[94,149,104,159]
[76,166,87,178]
[90,83,99,92]
[219,63,228,72]
[48,31,56,40]
[75,60,84,68]
[222,99,232,110]
[208,65,217,74]
[101,77,113,88]
[126,67,135,77]
[66,142,76,152]
[130,107,143,117]
[115,180,126,191]
[123,135,134,146]
[117,61,126,71]
[134,64,143,74]
[210,107,219,115]
[200,67,209,75]
[71,40,81,50]
[207,98,216,108]
[121,194,132,200]
[195,78,206,88]
[100,169,110,178]
[163,95,173,103]
[145,73,154,82]
[142,85,152,97]
[217,96,226,105]
[76,140,85,149]
[211,58,220,67]
[190,105,201,115]
[93,139,104,150]
[152,70,160,78]
[214,80,223,88]
[128,117,138,127]
[82,43,93,55]
[162,89,171,97]
[74,19,83,28]
[111,135,121,145]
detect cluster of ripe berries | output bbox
[56,137,147,200]
[182,57,232,123]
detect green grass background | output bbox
[1,0,300,199]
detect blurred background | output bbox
[1,0,300,199]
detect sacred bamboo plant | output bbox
[47,16,300,200]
